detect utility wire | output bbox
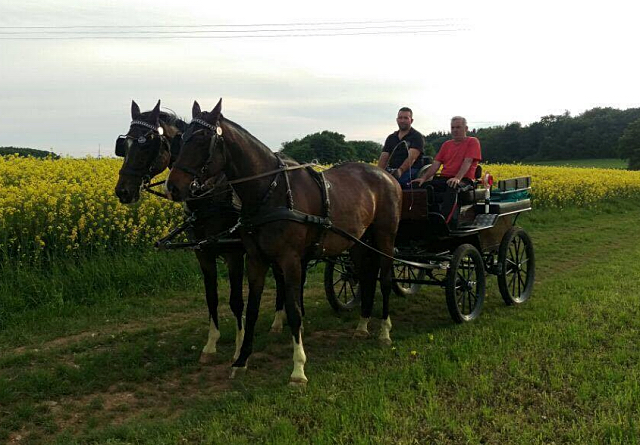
[0,18,466,30]
[0,28,467,40]
[0,23,462,35]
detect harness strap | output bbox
[241,207,332,229]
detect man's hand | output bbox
[446,177,462,188]
[391,168,403,179]
[409,176,427,186]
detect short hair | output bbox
[451,116,467,126]
[398,107,413,117]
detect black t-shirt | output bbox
[382,127,425,169]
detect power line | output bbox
[0,23,462,35]
[0,18,466,30]
[0,28,467,40]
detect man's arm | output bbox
[377,152,390,169]
[446,157,474,187]
[410,160,441,186]
[395,148,421,177]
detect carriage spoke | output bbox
[337,281,347,301]
[347,281,357,300]
[518,271,526,291]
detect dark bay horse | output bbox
[166,99,402,384]
[114,100,287,363]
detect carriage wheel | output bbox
[498,227,535,305]
[446,244,486,323]
[392,261,426,297]
[324,256,360,312]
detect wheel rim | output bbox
[454,254,480,317]
[394,262,424,294]
[505,234,530,302]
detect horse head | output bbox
[167,99,225,202]
[114,100,185,204]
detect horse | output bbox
[166,99,402,384]
[114,100,287,363]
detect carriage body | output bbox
[325,176,535,323]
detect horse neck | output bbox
[221,119,283,207]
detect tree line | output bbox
[280,107,640,170]
[0,147,60,159]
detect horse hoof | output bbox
[269,326,283,335]
[353,330,369,339]
[289,377,308,387]
[199,352,215,364]
[378,337,393,347]
[229,366,247,380]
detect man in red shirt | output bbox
[411,116,482,225]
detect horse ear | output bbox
[211,98,222,117]
[192,101,201,118]
[131,100,141,119]
[149,100,161,122]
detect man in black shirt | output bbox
[377,107,425,189]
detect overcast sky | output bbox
[1,0,638,157]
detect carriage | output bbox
[324,172,535,323]
[118,99,535,383]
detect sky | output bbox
[1,0,639,157]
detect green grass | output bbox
[528,158,629,169]
[2,200,640,444]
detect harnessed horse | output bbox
[166,99,402,384]
[114,100,287,363]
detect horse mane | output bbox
[139,110,189,132]
[221,116,299,165]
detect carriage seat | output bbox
[413,164,486,206]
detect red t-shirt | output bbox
[434,137,482,180]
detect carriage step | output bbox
[451,214,499,234]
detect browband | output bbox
[130,120,159,132]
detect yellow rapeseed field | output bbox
[484,163,640,208]
[1,156,639,264]
[0,155,183,264]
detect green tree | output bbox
[0,147,60,159]
[281,131,380,164]
[618,118,640,170]
[348,140,382,163]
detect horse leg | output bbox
[351,245,375,337]
[279,256,307,385]
[226,251,245,361]
[231,255,268,378]
[374,231,396,346]
[196,250,220,364]
[270,266,286,334]
[300,263,307,318]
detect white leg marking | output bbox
[354,317,370,337]
[290,334,308,385]
[233,326,245,361]
[379,316,393,345]
[270,309,286,334]
[202,320,221,354]
[200,320,221,363]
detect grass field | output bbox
[1,200,640,444]
[529,158,629,169]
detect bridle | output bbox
[172,118,318,200]
[116,119,171,184]
[172,118,226,195]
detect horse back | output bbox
[323,162,402,236]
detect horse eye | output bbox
[137,136,147,145]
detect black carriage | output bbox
[325,173,535,323]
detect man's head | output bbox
[451,116,468,142]
[396,107,413,132]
